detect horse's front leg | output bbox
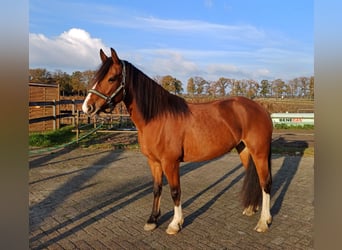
[163,160,184,235]
[144,160,163,231]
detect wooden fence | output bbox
[29,95,129,133]
[29,99,85,132]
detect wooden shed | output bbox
[29,82,60,132]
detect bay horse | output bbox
[82,48,273,234]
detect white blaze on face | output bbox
[82,93,92,114]
[82,82,97,114]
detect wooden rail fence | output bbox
[29,99,85,132]
[29,98,131,133]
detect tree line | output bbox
[29,68,314,99]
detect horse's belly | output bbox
[182,134,236,162]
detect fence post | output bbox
[52,99,56,130]
[76,110,79,143]
[72,99,76,126]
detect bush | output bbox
[274,124,314,129]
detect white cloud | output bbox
[29,28,312,83]
[29,28,108,71]
[150,50,198,75]
[132,48,273,83]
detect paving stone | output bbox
[29,144,313,249]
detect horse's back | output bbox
[188,96,271,131]
[182,96,272,161]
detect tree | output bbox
[29,68,52,83]
[287,79,298,97]
[187,77,196,96]
[215,77,230,96]
[309,76,314,99]
[299,77,310,98]
[53,70,72,96]
[192,76,207,95]
[260,80,271,97]
[206,81,218,96]
[236,80,248,96]
[229,79,241,96]
[82,70,96,89]
[246,79,259,99]
[71,71,87,95]
[271,79,286,98]
[160,75,183,94]
[292,77,311,98]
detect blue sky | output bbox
[29,0,313,83]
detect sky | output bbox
[29,0,313,83]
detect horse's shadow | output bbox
[270,137,309,216]
[29,151,212,249]
[29,149,125,249]
[29,146,78,169]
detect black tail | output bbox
[241,150,272,209]
[241,155,262,210]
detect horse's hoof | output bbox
[254,223,268,233]
[166,224,181,235]
[166,219,183,235]
[254,217,272,233]
[243,207,255,216]
[242,205,259,216]
[144,223,157,231]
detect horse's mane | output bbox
[124,61,190,123]
[92,58,190,123]
[92,57,114,86]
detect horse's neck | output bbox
[124,98,145,130]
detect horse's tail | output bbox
[241,149,272,210]
[241,157,260,211]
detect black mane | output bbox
[124,61,190,123]
[92,58,190,123]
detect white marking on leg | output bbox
[166,204,184,235]
[255,189,272,232]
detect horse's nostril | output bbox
[83,103,94,115]
[87,105,94,113]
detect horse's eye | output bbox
[108,76,117,82]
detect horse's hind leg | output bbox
[144,160,163,231]
[251,151,272,232]
[239,140,272,232]
[236,143,259,216]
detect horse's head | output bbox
[82,48,126,116]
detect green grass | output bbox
[274,124,314,129]
[29,125,76,147]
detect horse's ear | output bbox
[110,48,120,64]
[100,49,108,63]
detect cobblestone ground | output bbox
[29,144,313,249]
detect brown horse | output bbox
[82,48,273,234]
